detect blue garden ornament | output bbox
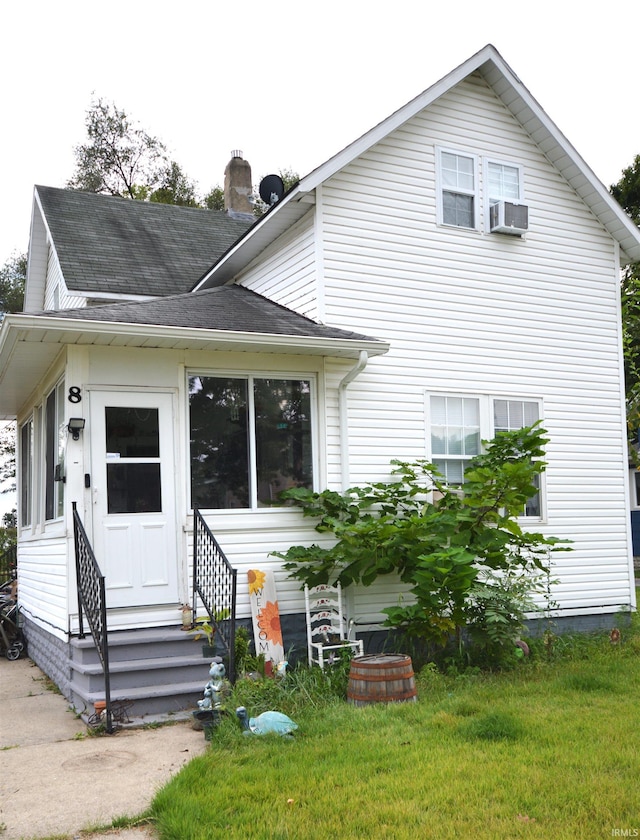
[235,706,298,737]
[198,658,225,711]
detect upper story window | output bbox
[487,161,522,203]
[437,149,478,230]
[189,374,315,510]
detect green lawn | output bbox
[148,625,640,840]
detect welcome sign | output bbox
[247,569,285,666]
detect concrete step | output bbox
[67,625,218,719]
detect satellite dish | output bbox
[259,174,285,206]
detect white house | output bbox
[1,44,639,716]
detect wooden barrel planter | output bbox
[347,654,417,706]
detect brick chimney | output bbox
[224,150,254,219]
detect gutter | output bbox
[338,350,369,490]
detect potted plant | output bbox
[189,609,230,657]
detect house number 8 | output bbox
[68,386,82,404]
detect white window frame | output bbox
[436,147,479,231]
[483,157,524,231]
[427,391,544,521]
[187,370,318,511]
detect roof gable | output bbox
[196,44,640,289]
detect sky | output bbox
[1,0,639,266]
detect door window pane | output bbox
[107,464,162,513]
[105,408,159,458]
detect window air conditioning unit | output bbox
[489,200,529,235]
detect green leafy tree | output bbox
[68,97,175,199]
[149,161,200,207]
[612,158,640,440]
[0,422,16,499]
[0,252,26,318]
[202,185,225,211]
[0,254,24,504]
[276,425,565,652]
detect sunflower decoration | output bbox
[247,569,266,595]
[257,600,283,645]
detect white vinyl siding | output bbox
[44,251,85,310]
[312,72,631,614]
[238,212,319,320]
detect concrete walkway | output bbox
[0,657,207,840]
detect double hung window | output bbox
[436,151,525,233]
[189,375,314,510]
[437,149,478,229]
[428,393,542,518]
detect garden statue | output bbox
[235,706,298,737]
[198,657,225,711]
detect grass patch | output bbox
[149,619,640,839]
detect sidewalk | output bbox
[0,657,207,840]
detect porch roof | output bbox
[0,287,389,419]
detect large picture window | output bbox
[428,393,542,519]
[189,375,314,509]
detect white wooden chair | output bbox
[304,582,364,668]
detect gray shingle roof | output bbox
[29,285,381,343]
[36,186,253,297]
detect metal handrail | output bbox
[72,502,113,733]
[192,507,237,682]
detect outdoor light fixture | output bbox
[67,417,86,441]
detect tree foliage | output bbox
[67,96,300,216]
[0,422,16,496]
[612,157,640,439]
[68,97,171,199]
[276,425,566,650]
[0,252,26,317]
[611,155,640,227]
[149,161,200,207]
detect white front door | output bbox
[89,390,179,608]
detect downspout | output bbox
[339,350,369,491]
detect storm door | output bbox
[90,391,179,608]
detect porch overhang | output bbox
[0,313,390,419]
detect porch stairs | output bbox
[67,626,212,722]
